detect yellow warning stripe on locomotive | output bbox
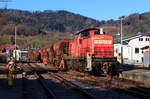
[94,40,112,44]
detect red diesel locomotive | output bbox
[51,28,119,75]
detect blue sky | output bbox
[1,0,150,21]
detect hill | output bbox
[0,9,150,48]
[0,9,100,35]
[101,12,150,36]
[1,9,150,36]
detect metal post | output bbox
[149,36,150,50]
[119,16,125,65]
[120,18,123,65]
[14,26,17,62]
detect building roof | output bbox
[0,44,15,51]
[143,31,150,36]
[115,31,150,42]
[141,46,149,50]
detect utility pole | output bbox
[15,26,17,50]
[119,16,125,65]
[149,36,150,50]
[14,25,17,62]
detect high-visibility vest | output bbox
[8,61,14,65]
[43,58,48,64]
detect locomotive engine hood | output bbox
[92,35,114,57]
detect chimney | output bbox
[100,28,103,34]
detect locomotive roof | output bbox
[75,27,100,35]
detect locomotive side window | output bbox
[63,43,68,54]
[79,39,82,44]
[94,31,100,35]
[81,32,89,37]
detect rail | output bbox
[25,63,57,99]
[48,72,97,99]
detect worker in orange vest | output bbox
[59,57,65,69]
[42,56,48,66]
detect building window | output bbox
[115,49,118,53]
[135,48,139,54]
[139,38,143,41]
[146,38,149,41]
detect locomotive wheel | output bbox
[65,59,73,70]
[101,62,110,74]
[53,60,59,67]
[91,62,110,76]
[91,63,102,75]
[68,59,85,72]
[75,62,82,71]
[108,62,121,77]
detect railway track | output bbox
[25,63,96,99]
[20,63,49,99]
[56,70,150,99]
[47,72,97,99]
[114,87,150,99]
[22,74,49,99]
[21,63,57,99]
[20,63,150,99]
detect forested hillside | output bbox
[0,9,100,35]
[0,9,150,36]
[0,9,150,48]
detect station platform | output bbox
[122,69,150,84]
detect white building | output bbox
[13,50,28,62]
[114,33,150,65]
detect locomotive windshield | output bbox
[94,31,100,35]
[81,31,89,37]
